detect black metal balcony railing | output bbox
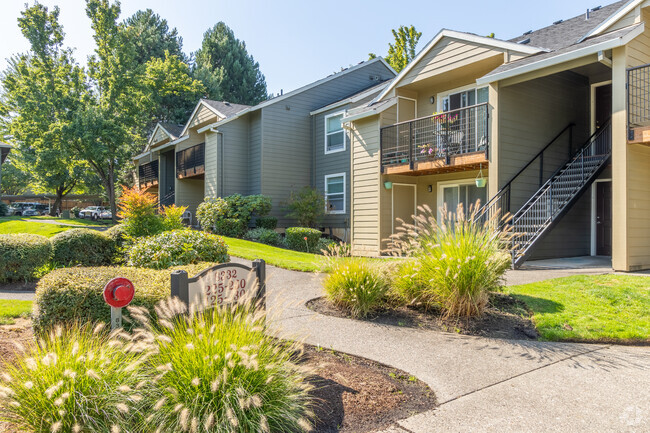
[138,160,159,186]
[627,63,650,139]
[176,143,205,178]
[380,103,489,171]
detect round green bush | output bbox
[105,223,127,249]
[285,227,322,252]
[214,218,246,238]
[127,229,229,269]
[256,215,278,230]
[0,203,8,217]
[0,234,52,282]
[196,198,229,232]
[316,237,336,254]
[244,227,283,247]
[32,263,211,333]
[50,228,115,267]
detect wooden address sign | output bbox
[171,259,266,311]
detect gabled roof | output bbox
[479,22,644,84]
[510,1,629,50]
[0,142,12,165]
[377,29,547,101]
[159,122,183,139]
[180,98,250,137]
[579,0,641,42]
[309,80,392,116]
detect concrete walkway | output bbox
[257,260,650,433]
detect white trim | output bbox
[324,172,346,214]
[391,183,417,234]
[148,123,177,146]
[590,80,613,135]
[579,0,642,42]
[477,23,645,85]
[377,29,546,101]
[436,178,489,221]
[309,82,391,115]
[590,178,612,256]
[179,100,227,137]
[134,134,189,161]
[341,98,398,123]
[436,83,489,112]
[324,111,347,154]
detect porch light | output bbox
[429,96,435,104]
[384,181,393,190]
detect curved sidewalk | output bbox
[259,261,650,433]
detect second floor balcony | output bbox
[380,103,489,175]
[176,143,205,179]
[138,160,159,187]
[628,63,650,144]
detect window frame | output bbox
[324,172,346,215]
[437,84,489,112]
[436,178,489,221]
[324,111,347,154]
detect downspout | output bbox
[210,128,224,197]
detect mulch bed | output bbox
[0,321,436,433]
[308,292,540,341]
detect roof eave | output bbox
[341,99,397,123]
[578,0,642,42]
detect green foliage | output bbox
[118,186,164,238]
[224,193,271,224]
[388,204,512,317]
[193,22,267,105]
[285,227,322,253]
[70,206,81,218]
[161,204,187,231]
[386,25,422,72]
[255,215,277,230]
[316,237,336,254]
[245,194,272,218]
[50,228,115,267]
[214,218,246,238]
[123,8,185,65]
[0,234,51,282]
[244,228,283,247]
[135,300,314,432]
[0,324,149,432]
[196,197,229,232]
[0,203,8,217]
[0,158,31,196]
[105,223,127,263]
[127,229,229,269]
[285,186,325,228]
[323,258,391,318]
[32,262,210,333]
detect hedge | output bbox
[32,263,211,333]
[255,215,278,230]
[214,218,246,238]
[127,229,229,269]
[50,228,115,267]
[244,227,284,247]
[0,234,52,282]
[285,227,322,253]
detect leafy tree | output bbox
[123,9,185,65]
[369,25,422,72]
[0,157,32,196]
[193,22,267,105]
[285,186,325,228]
[0,4,87,214]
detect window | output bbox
[437,180,488,220]
[441,86,489,111]
[325,173,346,214]
[325,112,346,154]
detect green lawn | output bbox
[222,236,324,272]
[505,274,650,343]
[0,300,32,325]
[0,216,111,237]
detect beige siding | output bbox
[400,38,504,86]
[188,104,220,130]
[606,7,639,33]
[151,128,170,145]
[351,116,382,255]
[627,8,650,67]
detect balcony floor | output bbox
[383,151,488,176]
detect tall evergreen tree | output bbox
[123,9,185,65]
[194,22,267,105]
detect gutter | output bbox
[341,99,397,123]
[132,135,189,161]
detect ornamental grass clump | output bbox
[322,257,391,318]
[388,203,512,318]
[0,323,149,433]
[130,298,314,432]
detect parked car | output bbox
[78,206,112,220]
[9,202,43,216]
[21,207,40,217]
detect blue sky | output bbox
[1,0,612,95]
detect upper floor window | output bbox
[325,173,346,214]
[441,86,489,112]
[325,112,346,154]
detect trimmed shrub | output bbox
[244,228,283,247]
[32,262,211,333]
[285,186,325,228]
[388,203,512,317]
[127,229,229,269]
[133,299,314,432]
[214,218,246,238]
[196,197,228,232]
[316,237,336,254]
[285,227,322,253]
[105,223,127,249]
[0,202,8,217]
[323,257,391,318]
[70,205,81,218]
[255,215,278,230]
[50,228,115,267]
[161,204,188,231]
[0,234,52,282]
[0,324,148,432]
[118,186,163,238]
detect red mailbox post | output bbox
[103,278,135,329]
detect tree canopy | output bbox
[193,22,268,105]
[369,25,422,73]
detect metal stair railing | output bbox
[510,122,611,267]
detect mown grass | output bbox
[505,274,650,343]
[0,300,32,325]
[222,236,324,272]
[0,217,111,237]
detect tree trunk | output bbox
[51,192,62,217]
[107,165,118,224]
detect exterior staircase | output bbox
[477,122,612,268]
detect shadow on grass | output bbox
[509,294,565,314]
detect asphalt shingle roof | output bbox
[159,122,184,139]
[202,99,251,119]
